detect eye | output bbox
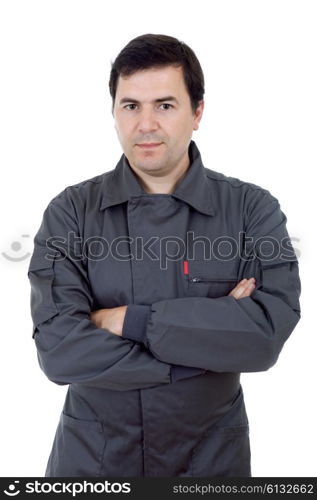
[160,103,173,110]
[124,104,138,110]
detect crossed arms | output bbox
[28,189,300,391]
[89,278,257,336]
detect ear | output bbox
[193,100,204,131]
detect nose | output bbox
[138,107,159,134]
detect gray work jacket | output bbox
[27,140,301,477]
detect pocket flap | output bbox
[28,246,57,273]
[188,258,239,280]
[28,246,59,337]
[258,254,298,269]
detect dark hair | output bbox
[109,34,205,113]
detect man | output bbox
[27,34,301,477]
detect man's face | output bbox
[113,65,204,176]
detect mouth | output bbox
[136,142,163,149]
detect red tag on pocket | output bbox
[183,260,189,275]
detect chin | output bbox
[136,162,163,172]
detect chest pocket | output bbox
[186,258,239,298]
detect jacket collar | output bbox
[100,140,215,216]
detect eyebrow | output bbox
[119,96,179,105]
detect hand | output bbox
[228,278,256,299]
[89,305,128,336]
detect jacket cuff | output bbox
[170,365,206,382]
[122,304,151,344]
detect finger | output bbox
[228,279,247,298]
[235,280,251,299]
[229,278,256,299]
[237,280,256,299]
[238,281,256,299]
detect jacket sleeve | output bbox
[122,305,206,380]
[27,190,176,391]
[122,190,301,373]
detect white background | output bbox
[0,0,316,477]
